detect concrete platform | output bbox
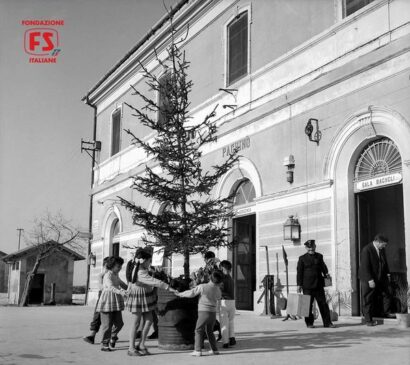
[0,306,409,365]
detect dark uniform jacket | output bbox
[297,252,328,289]
[359,243,390,283]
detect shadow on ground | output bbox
[231,325,409,354]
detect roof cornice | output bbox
[82,0,214,105]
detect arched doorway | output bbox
[354,138,406,315]
[324,106,410,315]
[232,179,256,310]
[101,205,123,261]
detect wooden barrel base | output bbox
[157,288,198,351]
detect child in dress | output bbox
[219,260,236,348]
[83,256,110,344]
[125,248,177,356]
[95,256,127,352]
[190,251,222,341]
[177,270,223,357]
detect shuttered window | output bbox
[111,109,121,156]
[344,0,374,17]
[158,72,172,126]
[227,12,248,85]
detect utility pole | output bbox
[16,228,24,250]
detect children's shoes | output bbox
[127,349,141,356]
[82,335,95,344]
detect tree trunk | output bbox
[183,250,190,280]
[19,255,42,307]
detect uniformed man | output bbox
[297,240,335,328]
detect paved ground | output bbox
[0,305,409,365]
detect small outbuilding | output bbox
[0,250,9,293]
[2,243,84,305]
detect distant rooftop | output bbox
[2,242,84,262]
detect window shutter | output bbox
[344,0,374,17]
[158,73,171,125]
[228,12,248,85]
[111,110,121,156]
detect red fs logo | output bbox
[24,28,59,55]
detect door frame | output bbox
[354,193,371,315]
[232,213,256,311]
[354,183,406,315]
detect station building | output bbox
[83,0,410,314]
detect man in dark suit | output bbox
[297,240,335,328]
[359,233,393,326]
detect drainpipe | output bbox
[83,96,97,305]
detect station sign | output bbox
[222,136,250,157]
[152,246,165,266]
[355,173,402,191]
[234,206,254,216]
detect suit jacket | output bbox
[297,252,329,289]
[359,242,390,283]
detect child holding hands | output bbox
[177,270,223,357]
[83,256,110,345]
[126,248,177,356]
[219,260,236,348]
[95,256,128,352]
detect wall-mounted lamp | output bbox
[88,252,96,267]
[283,155,295,183]
[305,118,322,145]
[283,215,301,242]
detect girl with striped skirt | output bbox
[96,256,128,351]
[125,249,177,356]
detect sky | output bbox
[0,0,178,284]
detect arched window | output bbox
[354,138,402,181]
[110,219,120,257]
[233,179,256,206]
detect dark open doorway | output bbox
[354,183,406,315]
[233,214,256,310]
[28,273,45,304]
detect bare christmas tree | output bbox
[119,33,238,279]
